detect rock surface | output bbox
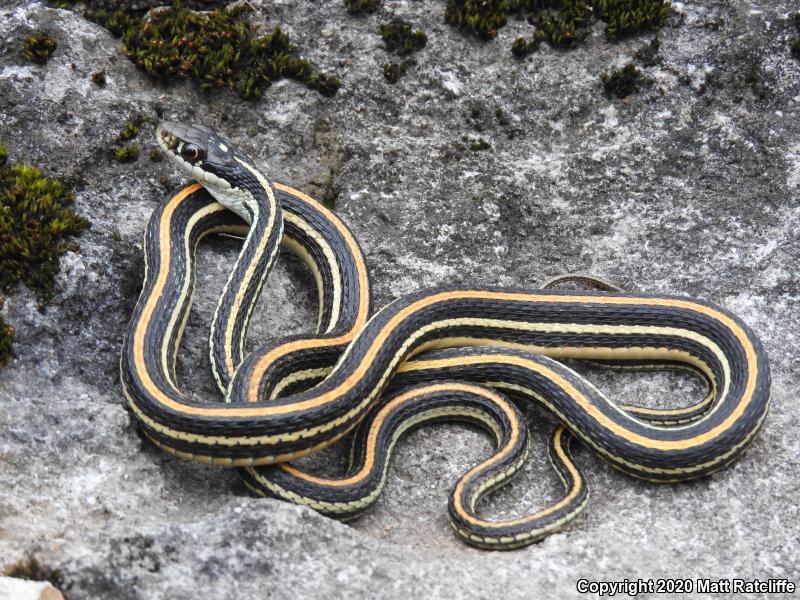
[1,0,798,598]
[0,577,64,600]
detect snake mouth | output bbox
[156,123,180,152]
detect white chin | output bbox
[206,186,253,224]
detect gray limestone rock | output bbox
[0,0,798,598]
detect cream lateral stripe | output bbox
[236,182,370,401]
[450,488,589,547]
[242,290,754,425]
[268,367,331,401]
[402,355,717,420]
[405,328,725,410]
[453,422,583,529]
[280,232,328,334]
[135,403,357,466]
[281,210,342,334]
[266,320,729,451]
[164,200,233,388]
[466,450,527,513]
[485,378,770,477]
[171,221,253,383]
[273,182,370,332]
[401,332,725,427]
[158,191,330,392]
[484,381,709,424]
[151,184,206,394]
[222,158,280,377]
[395,352,736,450]
[135,340,739,462]
[144,296,754,453]
[249,405,508,512]
[278,383,518,486]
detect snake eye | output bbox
[180,143,204,164]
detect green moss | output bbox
[596,0,670,39]
[23,32,58,64]
[600,63,645,97]
[446,0,669,51]
[511,36,540,57]
[3,555,65,589]
[0,144,88,300]
[382,60,415,83]
[118,122,140,141]
[149,149,164,162]
[91,68,107,86]
[528,5,589,48]
[380,20,427,55]
[70,3,339,99]
[115,144,139,163]
[344,0,382,15]
[445,0,509,40]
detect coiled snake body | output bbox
[120,122,771,549]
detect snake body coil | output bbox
[120,122,771,550]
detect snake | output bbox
[120,121,771,549]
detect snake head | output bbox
[156,121,264,222]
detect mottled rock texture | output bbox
[1,1,798,598]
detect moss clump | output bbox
[3,555,65,589]
[114,116,147,161]
[596,0,670,39]
[344,0,382,15]
[23,32,58,64]
[0,144,88,300]
[149,149,164,162]
[76,3,339,99]
[601,63,645,97]
[445,0,669,51]
[382,60,415,83]
[91,68,107,86]
[511,36,540,57]
[115,144,139,163]
[527,3,590,48]
[118,122,140,141]
[380,20,427,55]
[445,0,509,40]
